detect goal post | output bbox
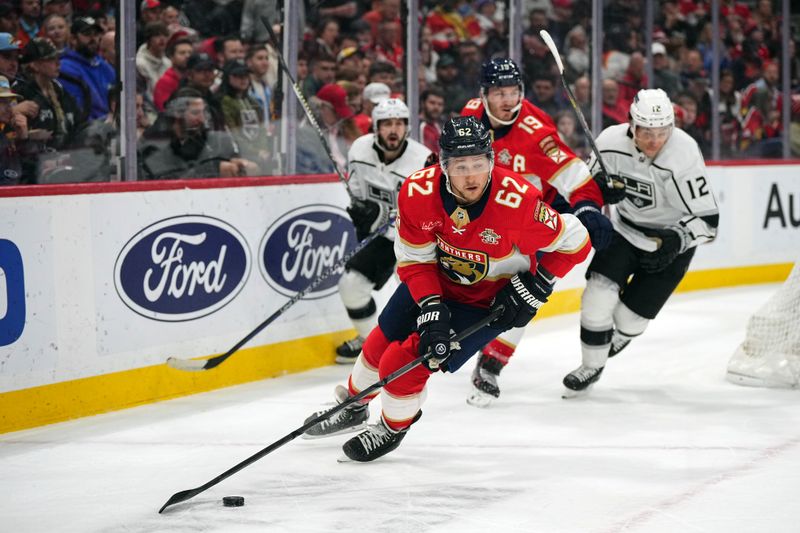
[726,261,800,389]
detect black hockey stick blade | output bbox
[158,307,502,513]
[165,221,392,372]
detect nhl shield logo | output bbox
[436,236,488,285]
[479,228,501,245]
[497,148,512,166]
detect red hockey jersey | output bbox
[461,98,604,208]
[394,164,591,307]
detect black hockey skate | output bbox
[341,411,422,462]
[303,385,368,439]
[562,365,604,398]
[466,355,504,408]
[608,332,632,358]
[335,336,364,364]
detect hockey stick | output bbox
[262,18,354,200]
[158,306,503,513]
[539,30,616,188]
[165,219,392,371]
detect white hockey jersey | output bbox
[590,124,719,252]
[347,134,433,240]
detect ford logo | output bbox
[260,204,355,299]
[114,215,250,321]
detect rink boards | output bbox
[0,162,797,433]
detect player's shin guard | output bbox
[609,302,649,357]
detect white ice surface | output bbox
[2,284,799,533]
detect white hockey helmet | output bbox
[371,97,410,125]
[629,89,674,128]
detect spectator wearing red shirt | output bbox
[419,86,444,154]
[617,51,648,111]
[154,36,193,111]
[363,0,402,47]
[367,19,403,69]
[601,79,627,129]
[15,0,41,48]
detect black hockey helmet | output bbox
[480,58,523,90]
[439,116,493,161]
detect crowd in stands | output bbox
[0,0,798,185]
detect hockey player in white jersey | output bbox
[336,98,434,363]
[562,88,719,396]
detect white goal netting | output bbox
[726,262,800,389]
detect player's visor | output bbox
[634,125,672,141]
[444,155,492,177]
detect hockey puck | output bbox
[222,496,245,507]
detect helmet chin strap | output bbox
[480,88,523,127]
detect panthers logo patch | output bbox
[436,236,488,285]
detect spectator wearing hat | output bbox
[175,52,224,131]
[136,21,171,102]
[359,81,390,131]
[15,0,42,47]
[42,14,69,54]
[433,53,469,117]
[59,16,115,120]
[153,35,193,112]
[0,3,19,37]
[0,32,20,83]
[140,0,162,25]
[246,43,273,131]
[140,87,257,180]
[652,42,682,100]
[337,46,364,73]
[315,82,358,170]
[219,59,273,174]
[0,74,26,184]
[16,36,85,181]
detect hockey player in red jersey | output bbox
[301,117,591,462]
[461,58,626,406]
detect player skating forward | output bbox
[335,98,434,364]
[562,88,719,396]
[460,58,626,406]
[303,117,591,462]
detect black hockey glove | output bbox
[573,201,614,251]
[347,199,388,241]
[594,172,627,205]
[639,228,683,273]
[490,268,554,330]
[416,296,452,371]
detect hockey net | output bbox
[726,261,800,389]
